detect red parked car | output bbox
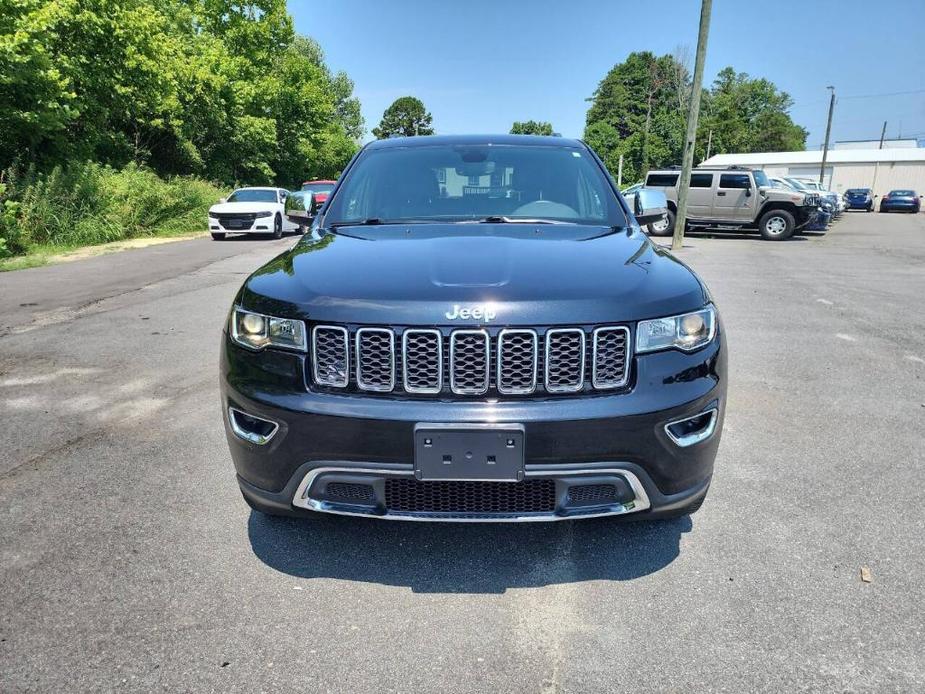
[300,180,337,213]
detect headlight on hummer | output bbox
[636,305,716,354]
[230,307,306,351]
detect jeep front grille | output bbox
[545,329,586,393]
[309,324,632,397]
[450,330,490,395]
[311,325,349,387]
[402,329,442,393]
[355,327,394,392]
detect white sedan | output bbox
[208,187,300,240]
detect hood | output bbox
[210,201,278,214]
[240,224,707,326]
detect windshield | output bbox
[752,170,770,187]
[324,144,626,227]
[227,189,278,203]
[890,190,915,196]
[846,189,870,195]
[785,178,809,191]
[302,182,335,194]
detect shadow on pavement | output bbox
[248,511,691,593]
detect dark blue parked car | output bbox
[879,189,921,213]
[844,188,873,212]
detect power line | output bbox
[838,88,925,100]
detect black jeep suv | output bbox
[221,135,727,522]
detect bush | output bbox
[0,162,224,257]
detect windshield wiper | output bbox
[478,216,570,225]
[328,218,390,228]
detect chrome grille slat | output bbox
[355,328,395,392]
[544,328,586,393]
[592,326,630,389]
[497,329,538,395]
[311,325,349,388]
[450,330,490,395]
[402,329,443,394]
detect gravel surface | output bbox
[1,215,923,692]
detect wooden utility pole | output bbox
[819,86,835,186]
[671,0,713,251]
[871,120,887,195]
[617,154,624,188]
[705,129,713,161]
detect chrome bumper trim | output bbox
[228,406,279,446]
[664,407,718,447]
[291,464,651,522]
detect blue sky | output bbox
[291,0,925,149]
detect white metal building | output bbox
[699,148,925,197]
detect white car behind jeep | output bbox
[208,187,299,240]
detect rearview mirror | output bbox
[633,189,668,226]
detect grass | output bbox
[1,161,225,270]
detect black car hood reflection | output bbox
[240,224,708,325]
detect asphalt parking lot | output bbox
[1,212,923,692]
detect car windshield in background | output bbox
[890,190,915,196]
[227,189,277,203]
[752,170,770,187]
[302,183,334,194]
[846,189,870,194]
[324,144,626,228]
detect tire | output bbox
[272,214,283,239]
[758,209,795,241]
[647,209,675,237]
[211,232,226,241]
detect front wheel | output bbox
[758,209,795,241]
[272,214,283,239]
[647,209,675,236]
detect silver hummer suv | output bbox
[642,166,820,241]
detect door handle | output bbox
[717,191,727,196]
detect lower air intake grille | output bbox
[567,484,619,504]
[325,482,375,501]
[385,479,556,515]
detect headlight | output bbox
[230,307,306,351]
[636,305,716,354]
[208,211,218,218]
[256,210,273,217]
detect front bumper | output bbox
[221,327,726,521]
[209,216,275,233]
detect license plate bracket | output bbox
[414,423,525,482]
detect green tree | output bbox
[584,54,806,183]
[372,96,434,139]
[510,120,554,136]
[699,67,807,155]
[0,0,362,185]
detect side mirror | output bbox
[219,197,227,204]
[633,189,668,226]
[745,188,753,197]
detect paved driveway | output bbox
[1,215,923,691]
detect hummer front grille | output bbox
[309,324,631,398]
